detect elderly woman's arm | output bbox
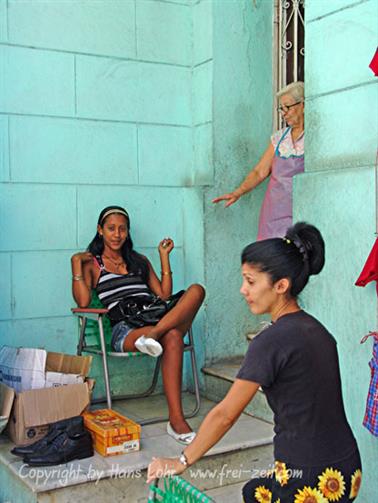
[147,379,260,482]
[212,143,275,207]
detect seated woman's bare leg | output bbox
[122,325,155,352]
[123,327,190,433]
[121,284,204,434]
[160,329,191,434]
[121,284,205,352]
[148,284,205,340]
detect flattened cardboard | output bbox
[45,352,91,377]
[22,383,90,427]
[0,382,15,434]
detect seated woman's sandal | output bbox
[166,422,196,445]
[135,336,163,357]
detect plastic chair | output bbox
[148,476,215,502]
[72,292,201,425]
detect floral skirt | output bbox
[242,449,362,503]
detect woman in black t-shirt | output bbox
[148,222,362,502]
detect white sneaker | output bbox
[166,422,196,445]
[135,336,163,357]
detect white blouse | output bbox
[271,127,304,159]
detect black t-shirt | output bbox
[237,310,357,466]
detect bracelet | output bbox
[179,451,189,467]
[161,271,172,276]
[72,275,84,281]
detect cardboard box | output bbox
[44,372,84,388]
[6,352,93,445]
[0,347,47,393]
[44,352,90,388]
[83,409,141,457]
[0,383,15,434]
[45,352,91,377]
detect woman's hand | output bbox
[158,238,174,255]
[212,192,241,208]
[71,252,93,265]
[147,457,185,484]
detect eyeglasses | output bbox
[277,101,302,114]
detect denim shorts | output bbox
[111,321,134,353]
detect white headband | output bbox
[100,209,129,224]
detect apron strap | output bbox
[275,127,291,155]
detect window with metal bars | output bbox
[273,0,305,128]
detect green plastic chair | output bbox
[148,476,215,502]
[72,291,201,425]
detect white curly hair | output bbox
[276,81,304,102]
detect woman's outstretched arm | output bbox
[147,378,260,482]
[212,143,275,207]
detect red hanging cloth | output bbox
[355,238,378,295]
[369,47,378,76]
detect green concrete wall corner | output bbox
[300,1,378,500]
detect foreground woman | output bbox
[148,222,362,502]
[71,206,205,444]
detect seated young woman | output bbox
[71,205,205,444]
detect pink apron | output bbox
[257,128,304,241]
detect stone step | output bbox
[0,393,274,502]
[207,480,246,502]
[202,357,274,423]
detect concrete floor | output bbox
[0,393,274,501]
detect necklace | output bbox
[102,255,125,271]
[272,300,300,322]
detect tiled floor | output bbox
[0,393,274,497]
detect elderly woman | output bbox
[213,81,304,241]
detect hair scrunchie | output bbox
[283,235,310,262]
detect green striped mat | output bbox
[148,476,215,502]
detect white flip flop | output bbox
[166,422,196,445]
[135,336,163,357]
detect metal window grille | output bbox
[273,0,305,128]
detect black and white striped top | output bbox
[95,256,152,311]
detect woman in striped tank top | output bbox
[71,206,205,444]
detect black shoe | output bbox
[11,416,84,457]
[24,429,94,467]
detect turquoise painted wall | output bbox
[296,1,378,500]
[0,0,273,391]
[0,0,210,398]
[203,0,273,363]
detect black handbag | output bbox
[108,290,185,327]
